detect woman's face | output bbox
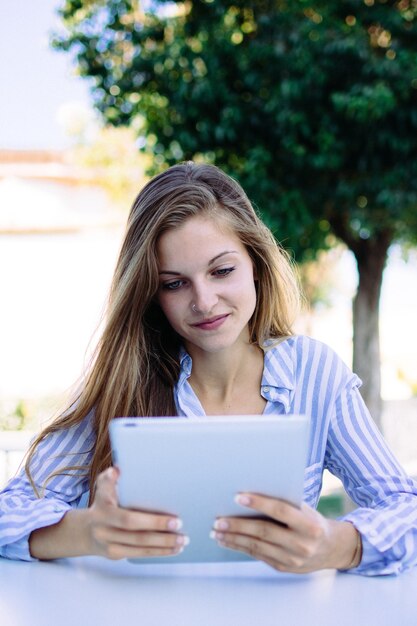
[156,215,257,357]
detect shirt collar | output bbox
[178,339,295,413]
[178,345,192,384]
[260,339,295,412]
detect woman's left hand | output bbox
[211,493,361,573]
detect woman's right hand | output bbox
[87,466,188,560]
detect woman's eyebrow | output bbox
[158,250,238,275]
[209,250,238,265]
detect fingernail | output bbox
[235,494,251,506]
[209,531,225,541]
[168,518,183,531]
[214,519,229,531]
[176,535,190,546]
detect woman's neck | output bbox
[186,341,266,415]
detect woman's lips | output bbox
[192,314,229,331]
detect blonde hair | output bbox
[26,162,300,499]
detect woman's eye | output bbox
[214,267,235,277]
[162,280,184,291]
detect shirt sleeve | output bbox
[325,378,417,576]
[0,414,95,561]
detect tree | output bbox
[53,0,417,424]
[68,125,149,207]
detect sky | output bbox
[0,0,92,150]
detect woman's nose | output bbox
[192,283,219,314]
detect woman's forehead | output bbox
[156,216,246,269]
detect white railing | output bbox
[0,431,36,487]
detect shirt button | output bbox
[368,530,378,538]
[262,386,270,393]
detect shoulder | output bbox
[265,334,342,360]
[265,335,361,390]
[33,410,96,461]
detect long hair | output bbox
[25,162,300,499]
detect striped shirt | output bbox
[1,335,416,575]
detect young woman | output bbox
[1,162,416,575]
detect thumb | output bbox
[93,466,120,508]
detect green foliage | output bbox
[53,0,417,261]
[0,401,30,431]
[317,492,346,518]
[0,397,63,432]
[67,125,149,206]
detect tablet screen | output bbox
[109,415,309,563]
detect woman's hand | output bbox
[86,466,189,560]
[29,466,188,561]
[211,493,361,573]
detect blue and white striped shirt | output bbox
[1,335,417,575]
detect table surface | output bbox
[1,556,416,626]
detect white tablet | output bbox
[109,414,309,564]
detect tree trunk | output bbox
[351,234,391,430]
[328,209,393,431]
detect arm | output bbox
[211,341,417,575]
[29,467,187,560]
[326,383,417,575]
[1,417,186,561]
[210,494,362,573]
[212,387,417,575]
[0,416,95,560]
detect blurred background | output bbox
[1,1,416,492]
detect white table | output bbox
[0,556,416,626]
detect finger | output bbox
[107,508,183,533]
[95,528,190,550]
[235,494,321,537]
[103,543,186,561]
[213,531,284,563]
[213,516,289,548]
[260,554,288,572]
[94,467,120,507]
[214,532,310,571]
[94,469,183,533]
[214,515,323,562]
[260,553,316,574]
